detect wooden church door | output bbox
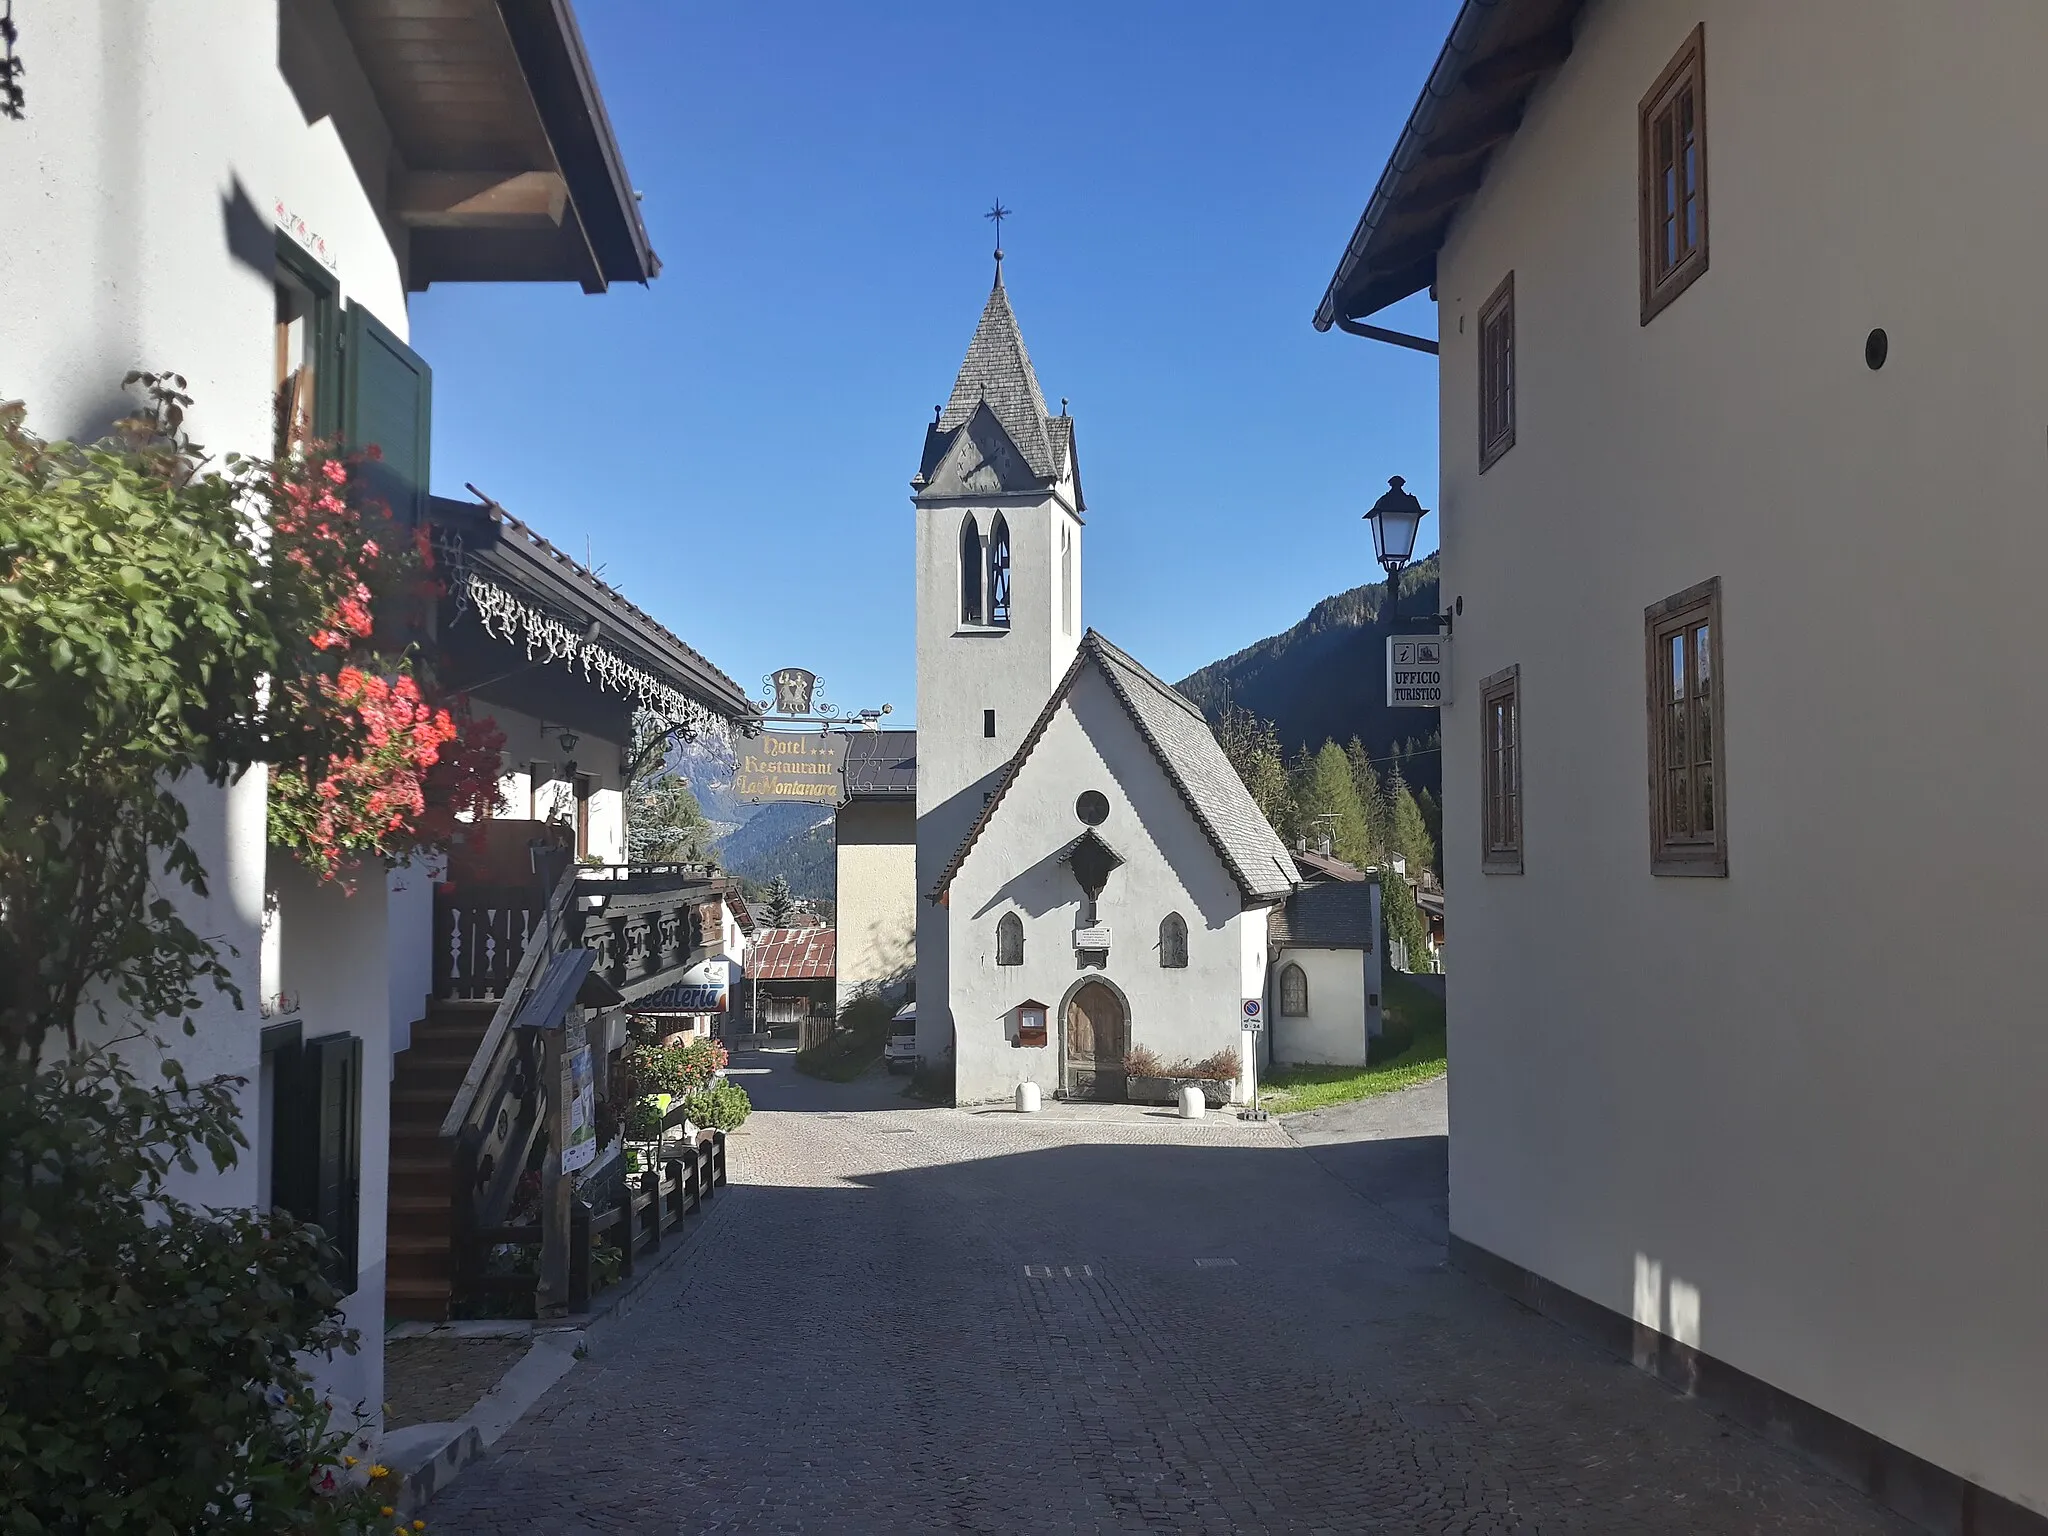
[1064,981,1128,1102]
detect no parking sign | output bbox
[1241,997,1263,1033]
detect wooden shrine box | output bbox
[1014,1000,1048,1049]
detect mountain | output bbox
[1175,555,1443,798]
[714,800,835,901]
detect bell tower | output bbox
[911,256,1084,1063]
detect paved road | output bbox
[429,1053,1912,1533]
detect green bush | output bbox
[682,1079,751,1131]
[623,1037,726,1099]
[0,1045,404,1532]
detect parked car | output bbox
[885,1002,918,1074]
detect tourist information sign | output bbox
[1387,635,1451,708]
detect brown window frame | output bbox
[1477,271,1515,471]
[1639,25,1708,324]
[1479,664,1523,874]
[1644,577,1727,876]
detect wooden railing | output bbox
[462,1130,728,1315]
[434,883,547,1000]
[577,882,704,999]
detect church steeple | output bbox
[922,273,1058,485]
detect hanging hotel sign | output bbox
[1387,635,1451,708]
[735,729,848,804]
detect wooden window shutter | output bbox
[342,301,433,525]
[269,1038,318,1227]
[310,1032,364,1294]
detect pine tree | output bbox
[1344,736,1392,866]
[1380,867,1433,973]
[762,874,796,928]
[1213,700,1294,840]
[1291,741,1374,867]
[1414,786,1443,876]
[626,711,709,865]
[1389,771,1436,876]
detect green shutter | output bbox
[341,301,433,524]
[309,1032,364,1294]
[269,1038,318,1226]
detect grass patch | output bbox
[1259,969,1445,1115]
[794,993,893,1082]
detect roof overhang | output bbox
[429,495,751,718]
[1314,0,1585,329]
[334,0,659,292]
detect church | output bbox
[913,257,1304,1106]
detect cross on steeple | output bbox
[985,200,1011,269]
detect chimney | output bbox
[1317,835,1332,857]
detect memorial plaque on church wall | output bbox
[735,730,849,805]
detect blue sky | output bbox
[411,1,1454,725]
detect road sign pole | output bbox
[1239,997,1269,1122]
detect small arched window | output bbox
[960,514,983,625]
[1279,963,1308,1016]
[1159,912,1188,968]
[988,514,1011,627]
[996,912,1023,966]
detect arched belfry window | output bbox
[988,514,1012,627]
[996,912,1024,966]
[1279,963,1308,1017]
[1159,912,1188,969]
[960,514,983,625]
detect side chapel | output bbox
[913,256,1302,1105]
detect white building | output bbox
[834,729,917,1016]
[913,265,1300,1104]
[3,0,659,1434]
[1316,1,2048,1525]
[1267,859,1383,1068]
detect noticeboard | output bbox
[1386,635,1451,708]
[735,730,848,805]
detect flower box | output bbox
[1126,1075,1235,1108]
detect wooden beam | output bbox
[395,170,567,228]
[1422,101,1526,161]
[1367,225,1449,277]
[1462,29,1574,91]
[1400,161,1487,219]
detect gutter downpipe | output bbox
[1313,0,1507,335]
[1332,316,1439,356]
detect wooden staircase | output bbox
[385,1001,493,1322]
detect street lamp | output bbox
[1364,475,1453,633]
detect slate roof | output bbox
[747,927,837,981]
[913,269,1083,511]
[1269,879,1375,953]
[1293,847,1368,883]
[841,729,916,800]
[931,631,1300,904]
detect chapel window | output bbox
[960,514,983,625]
[1279,963,1308,1017]
[988,513,1011,627]
[996,912,1024,966]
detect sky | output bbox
[410,1,1457,726]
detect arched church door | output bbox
[1064,981,1128,1102]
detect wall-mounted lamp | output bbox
[1364,475,1454,634]
[557,728,581,755]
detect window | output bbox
[1158,912,1188,968]
[1075,790,1108,826]
[988,514,1011,627]
[274,238,339,455]
[1645,577,1726,875]
[1478,272,1515,470]
[959,515,983,625]
[1639,25,1708,323]
[996,912,1024,966]
[1279,963,1308,1017]
[1060,523,1074,635]
[1480,664,1523,874]
[983,709,996,739]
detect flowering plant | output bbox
[249,440,505,881]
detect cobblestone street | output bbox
[428,1052,1914,1534]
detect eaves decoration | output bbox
[464,571,730,743]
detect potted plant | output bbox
[1122,1047,1238,1108]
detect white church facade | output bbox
[912,262,1301,1106]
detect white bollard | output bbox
[1016,1081,1041,1113]
[1177,1083,1206,1120]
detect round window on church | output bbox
[1076,791,1109,827]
